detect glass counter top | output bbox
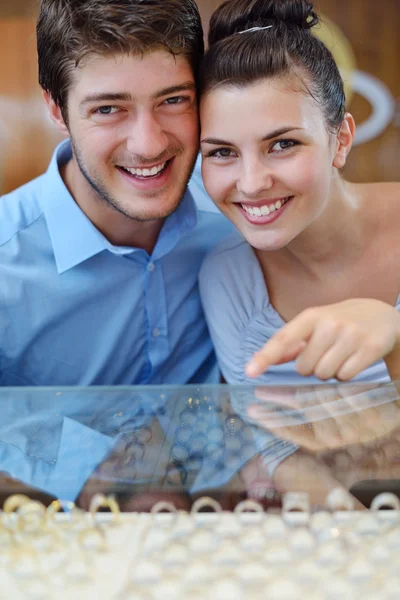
[0,382,399,512]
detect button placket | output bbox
[145,260,169,367]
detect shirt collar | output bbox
[40,140,197,273]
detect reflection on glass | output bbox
[0,382,399,513]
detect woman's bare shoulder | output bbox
[361,181,400,198]
[352,181,400,236]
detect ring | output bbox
[150,501,178,514]
[89,494,120,524]
[151,501,179,528]
[370,492,400,512]
[282,492,310,514]
[3,494,30,513]
[191,497,222,514]
[234,499,264,513]
[46,499,86,531]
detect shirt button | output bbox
[147,262,155,272]
[152,328,161,338]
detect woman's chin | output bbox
[242,231,288,252]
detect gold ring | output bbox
[89,494,120,524]
[3,494,30,514]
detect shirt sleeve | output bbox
[199,240,258,384]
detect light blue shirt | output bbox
[0,142,232,386]
[199,231,394,386]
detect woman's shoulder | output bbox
[359,181,400,202]
[199,230,269,317]
[200,230,257,281]
[352,181,400,228]
[202,229,250,260]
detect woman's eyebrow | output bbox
[201,126,303,146]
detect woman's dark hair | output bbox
[199,0,345,132]
[37,0,204,120]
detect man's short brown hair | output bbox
[37,0,204,116]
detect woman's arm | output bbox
[246,298,400,382]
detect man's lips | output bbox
[117,158,172,179]
[116,158,174,188]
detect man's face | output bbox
[63,50,199,222]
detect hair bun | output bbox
[208,0,318,47]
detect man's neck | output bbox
[60,158,164,255]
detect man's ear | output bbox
[332,112,355,169]
[43,91,69,135]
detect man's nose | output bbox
[126,112,169,160]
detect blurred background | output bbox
[0,0,399,195]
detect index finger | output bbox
[245,310,317,377]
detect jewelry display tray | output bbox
[2,382,400,599]
[2,503,400,600]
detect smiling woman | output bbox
[198,0,400,388]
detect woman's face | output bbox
[200,78,342,251]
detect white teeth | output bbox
[125,162,166,177]
[241,197,289,217]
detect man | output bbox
[0,0,232,386]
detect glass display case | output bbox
[1,382,400,598]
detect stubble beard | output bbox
[70,137,198,223]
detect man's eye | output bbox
[271,139,297,153]
[96,106,119,115]
[164,96,186,105]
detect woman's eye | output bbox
[271,139,297,153]
[96,106,119,115]
[208,148,236,159]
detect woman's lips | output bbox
[238,196,293,225]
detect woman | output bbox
[198,0,400,386]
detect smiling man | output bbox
[0,0,232,386]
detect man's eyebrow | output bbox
[79,92,132,107]
[79,82,196,108]
[153,81,196,99]
[201,127,303,146]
